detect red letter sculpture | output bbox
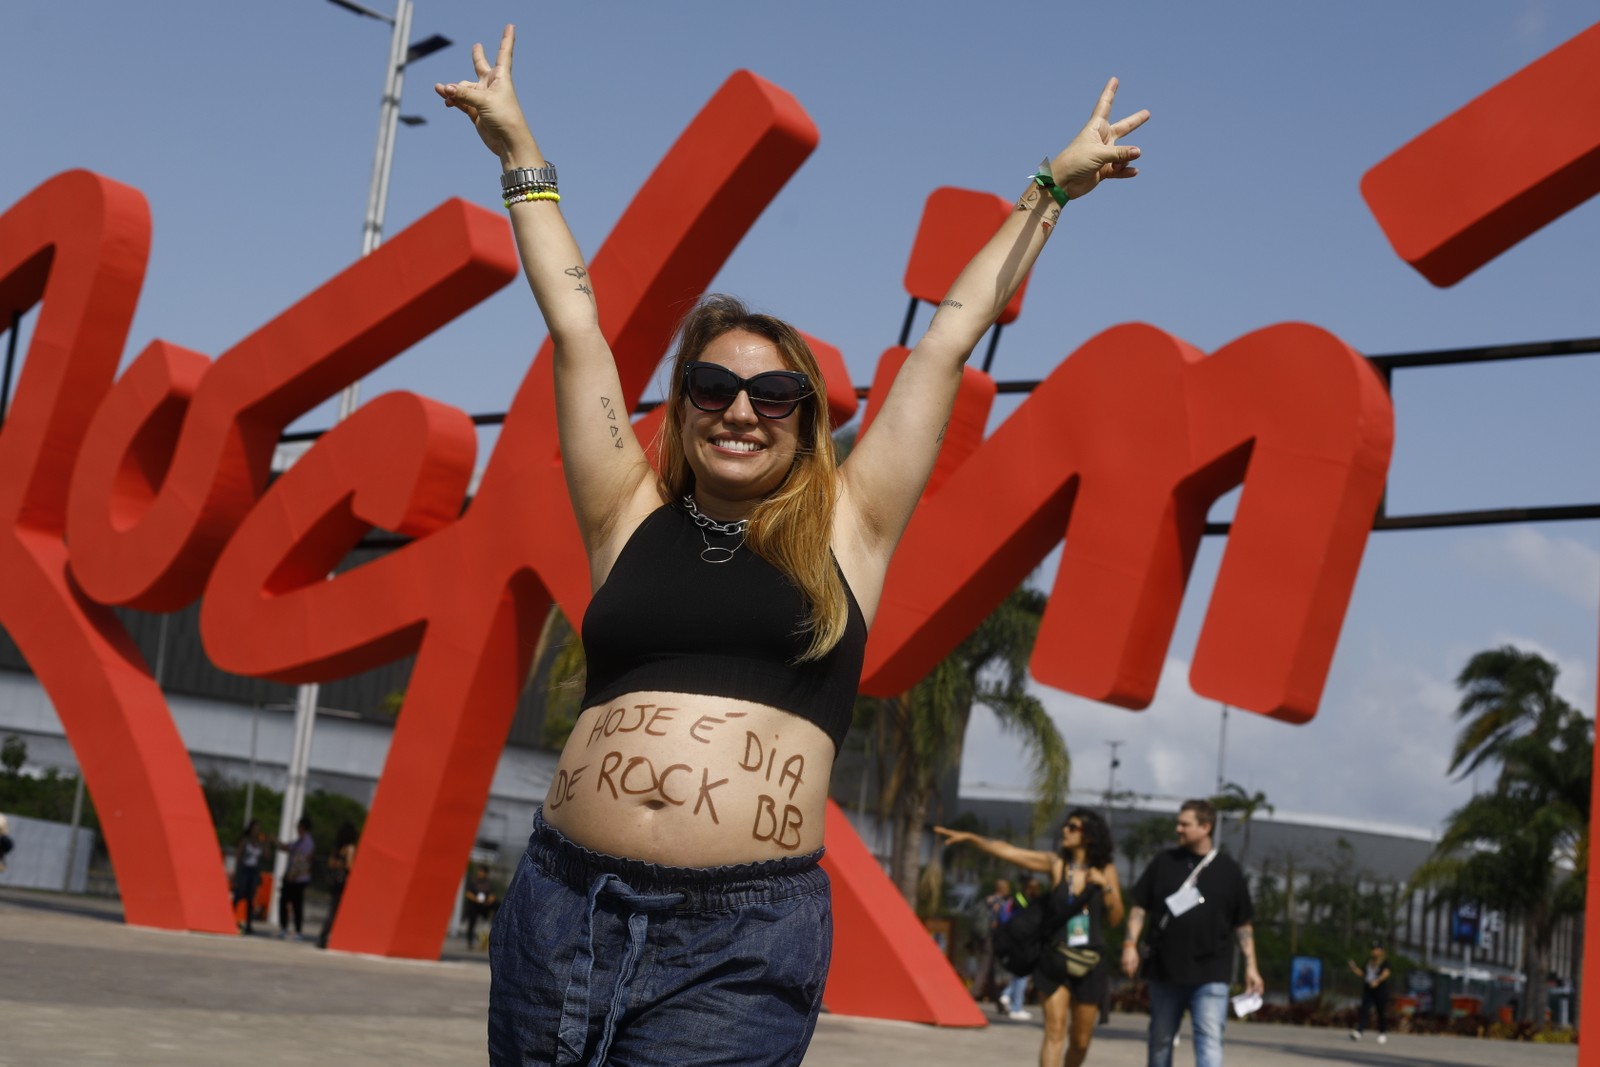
[0,171,235,932]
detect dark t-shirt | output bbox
[1131,846,1253,986]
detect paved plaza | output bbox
[1,887,1578,1066]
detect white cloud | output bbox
[961,650,1477,835]
[1454,527,1600,610]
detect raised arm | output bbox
[838,79,1148,573]
[436,26,657,576]
[932,825,1057,874]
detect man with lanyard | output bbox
[1121,799,1263,1067]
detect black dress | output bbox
[1034,870,1111,1003]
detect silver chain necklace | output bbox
[682,494,748,564]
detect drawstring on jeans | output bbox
[553,872,687,1066]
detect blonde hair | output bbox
[656,295,847,662]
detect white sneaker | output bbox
[998,992,1012,1013]
[1008,1009,1032,1021]
[1349,1030,1362,1041]
[1377,1034,1387,1045]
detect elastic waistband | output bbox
[528,808,827,911]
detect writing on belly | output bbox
[549,702,810,850]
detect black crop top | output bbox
[581,504,867,755]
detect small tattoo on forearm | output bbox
[940,299,963,310]
[565,265,594,301]
[1015,188,1043,211]
[600,396,623,448]
[936,422,948,444]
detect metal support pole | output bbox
[278,0,431,927]
[340,0,412,421]
[2,310,19,426]
[153,613,170,687]
[243,702,261,829]
[1104,740,1123,815]
[1216,703,1230,792]
[62,773,86,892]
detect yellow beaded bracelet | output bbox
[504,190,562,207]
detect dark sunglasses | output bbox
[682,361,812,420]
[1065,822,1084,831]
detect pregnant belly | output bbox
[541,691,835,867]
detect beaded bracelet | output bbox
[504,189,562,207]
[1030,158,1070,208]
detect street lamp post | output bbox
[267,0,450,935]
[1104,740,1124,816]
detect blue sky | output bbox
[4,1,1598,838]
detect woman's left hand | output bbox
[1086,866,1108,887]
[434,24,534,163]
[1046,78,1149,201]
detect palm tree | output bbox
[1414,647,1591,1027]
[863,585,1071,905]
[1450,646,1576,781]
[529,606,588,749]
[1212,781,1273,868]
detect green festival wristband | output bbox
[1031,158,1070,207]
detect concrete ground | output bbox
[1,887,1578,1067]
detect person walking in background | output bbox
[936,810,1125,1067]
[1121,799,1262,1067]
[231,820,265,934]
[278,816,314,941]
[317,821,358,949]
[463,865,501,951]
[999,880,1033,1021]
[972,877,1013,1005]
[1348,942,1391,1044]
[0,813,14,874]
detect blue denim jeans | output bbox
[488,809,832,1066]
[1147,980,1228,1067]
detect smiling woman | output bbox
[434,20,1146,1067]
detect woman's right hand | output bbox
[434,24,535,163]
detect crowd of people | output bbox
[228,817,497,950]
[941,799,1262,1067]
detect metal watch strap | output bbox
[501,164,558,191]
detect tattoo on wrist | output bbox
[1015,187,1043,212]
[940,299,963,310]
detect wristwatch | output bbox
[501,164,558,191]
